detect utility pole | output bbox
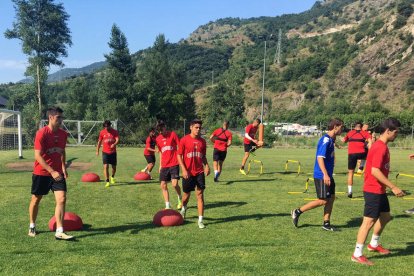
[261,34,273,122]
[261,40,267,123]
[274,29,282,65]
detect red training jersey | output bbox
[343,130,371,154]
[144,135,156,156]
[364,140,390,194]
[243,124,258,144]
[33,126,68,176]
[178,134,206,176]
[98,128,119,154]
[212,128,232,152]
[156,131,179,168]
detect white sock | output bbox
[348,185,352,193]
[198,216,203,222]
[214,170,218,177]
[178,195,182,201]
[181,205,187,211]
[165,202,170,209]
[360,160,366,168]
[29,223,35,228]
[370,235,380,247]
[56,227,64,233]
[354,243,364,257]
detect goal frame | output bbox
[0,108,23,158]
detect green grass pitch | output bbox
[0,146,413,274]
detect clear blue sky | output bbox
[0,0,317,84]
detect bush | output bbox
[394,15,407,29]
[397,1,414,18]
[377,63,389,74]
[406,76,414,91]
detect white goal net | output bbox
[0,109,23,158]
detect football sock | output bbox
[348,185,352,193]
[354,243,364,257]
[198,216,203,222]
[165,202,171,209]
[214,170,218,177]
[370,234,380,247]
[359,160,366,170]
[56,227,63,233]
[30,223,35,228]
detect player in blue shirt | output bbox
[291,118,343,231]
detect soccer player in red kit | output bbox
[28,107,74,240]
[156,121,182,210]
[96,120,119,188]
[342,121,372,198]
[352,118,405,266]
[209,120,232,182]
[141,127,157,178]
[178,119,210,229]
[240,118,260,175]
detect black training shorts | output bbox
[182,173,205,193]
[159,165,180,182]
[102,152,117,165]
[213,148,227,161]
[244,142,256,153]
[314,177,335,199]
[348,152,367,170]
[363,192,390,218]
[31,174,67,195]
[144,154,156,164]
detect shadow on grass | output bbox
[205,213,290,225]
[370,242,414,259]
[297,214,412,231]
[296,217,362,230]
[116,181,156,186]
[222,178,279,185]
[204,201,247,209]
[75,222,157,238]
[274,171,301,175]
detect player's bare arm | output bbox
[110,137,119,149]
[209,134,215,144]
[96,139,102,155]
[61,149,68,179]
[203,156,210,176]
[35,149,62,181]
[371,167,405,197]
[367,138,373,149]
[245,133,257,144]
[177,154,189,179]
[317,156,330,185]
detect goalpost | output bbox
[0,109,23,158]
